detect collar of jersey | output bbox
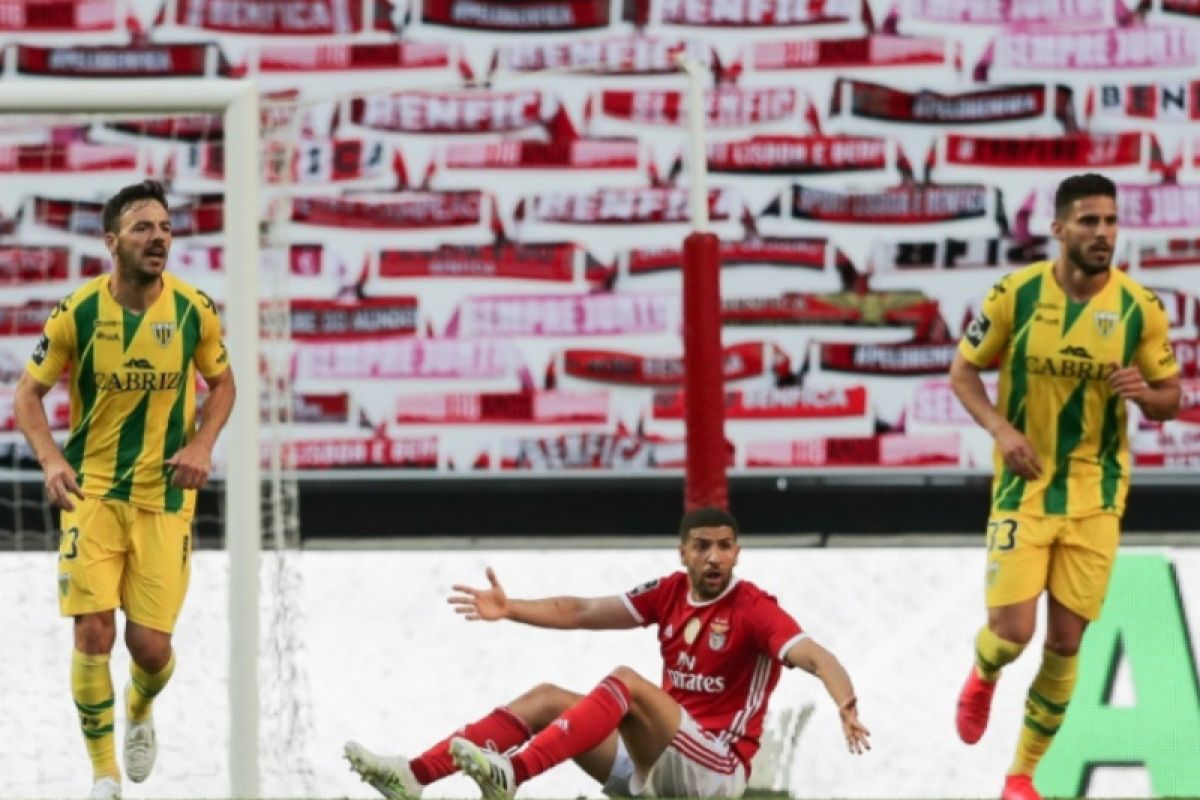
[686,576,741,608]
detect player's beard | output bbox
[1066,241,1112,276]
[690,565,731,600]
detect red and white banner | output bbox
[746,433,960,466]
[31,197,223,237]
[780,183,990,223]
[291,392,350,424]
[560,341,789,386]
[283,437,439,469]
[253,41,452,72]
[708,135,887,174]
[498,428,686,469]
[0,246,70,284]
[179,137,390,184]
[525,188,737,224]
[167,0,370,34]
[833,80,1066,125]
[984,27,1199,73]
[625,237,830,275]
[653,385,867,419]
[1163,0,1200,17]
[1173,340,1199,378]
[1118,184,1200,229]
[596,86,800,128]
[289,297,419,340]
[379,243,588,282]
[291,339,525,380]
[1,388,69,431]
[752,35,947,70]
[350,90,552,134]
[446,293,678,337]
[396,391,608,424]
[910,379,997,425]
[944,132,1143,168]
[723,292,944,338]
[0,143,138,172]
[819,342,960,374]
[1133,239,1200,268]
[500,38,712,74]
[16,44,223,77]
[445,139,639,170]
[655,0,853,25]
[422,0,611,29]
[291,192,483,229]
[0,300,57,336]
[904,0,1107,24]
[1090,81,1200,122]
[873,236,1050,270]
[103,115,223,142]
[1173,379,1200,424]
[0,0,117,30]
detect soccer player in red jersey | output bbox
[344,507,869,800]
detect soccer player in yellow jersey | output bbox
[13,180,236,800]
[948,173,1181,800]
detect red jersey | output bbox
[621,572,807,771]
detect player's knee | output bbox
[607,665,645,687]
[1043,635,1081,657]
[126,629,172,672]
[74,614,116,654]
[512,683,573,730]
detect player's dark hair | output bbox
[1054,173,1116,220]
[679,507,739,542]
[103,180,169,235]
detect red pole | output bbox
[682,230,727,511]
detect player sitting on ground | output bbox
[344,506,870,800]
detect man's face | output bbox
[679,525,740,600]
[105,199,171,283]
[1053,194,1118,276]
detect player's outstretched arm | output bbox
[785,637,871,755]
[949,352,1041,480]
[13,373,84,511]
[166,367,236,490]
[449,567,638,630]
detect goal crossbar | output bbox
[0,78,262,799]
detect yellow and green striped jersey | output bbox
[959,261,1178,518]
[26,273,228,520]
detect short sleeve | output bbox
[1135,291,1179,383]
[748,593,806,663]
[192,289,229,380]
[621,575,675,627]
[25,298,75,387]
[958,275,1014,369]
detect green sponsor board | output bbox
[1039,553,1200,796]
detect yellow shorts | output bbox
[57,496,193,633]
[983,512,1120,621]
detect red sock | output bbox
[510,676,631,785]
[409,706,531,785]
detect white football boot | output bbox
[450,737,516,800]
[344,740,424,800]
[122,683,156,783]
[88,776,122,800]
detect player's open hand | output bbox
[995,424,1041,480]
[165,440,213,490]
[1108,363,1150,404]
[838,696,871,755]
[43,454,85,511]
[449,567,509,621]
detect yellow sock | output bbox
[1010,649,1077,776]
[975,626,1026,681]
[71,650,119,780]
[128,652,175,723]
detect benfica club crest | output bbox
[708,618,731,651]
[1093,311,1118,338]
[152,322,175,347]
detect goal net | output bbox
[0,80,312,798]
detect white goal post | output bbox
[0,80,262,799]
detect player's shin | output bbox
[72,650,119,780]
[976,625,1025,680]
[128,652,175,722]
[1010,649,1077,776]
[510,677,631,784]
[409,706,531,785]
